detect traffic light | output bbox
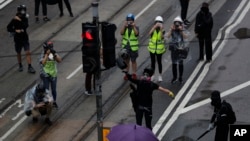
[101,22,117,69]
[82,22,99,73]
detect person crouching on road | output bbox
[120,13,139,80]
[126,67,175,130]
[24,83,53,125]
[40,41,62,109]
[148,16,166,82]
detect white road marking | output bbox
[0,99,23,118]
[181,80,250,114]
[66,64,83,79]
[0,116,27,141]
[0,98,6,105]
[0,1,160,140]
[0,0,13,10]
[155,0,250,140]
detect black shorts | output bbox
[15,41,30,53]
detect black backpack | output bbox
[222,100,236,124]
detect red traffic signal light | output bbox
[82,30,94,40]
[81,22,99,73]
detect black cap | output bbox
[143,67,154,77]
[211,90,221,99]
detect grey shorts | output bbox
[128,50,138,62]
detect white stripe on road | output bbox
[1,1,160,140]
[66,64,83,79]
[181,80,250,114]
[0,116,27,140]
[156,0,250,140]
[0,0,13,10]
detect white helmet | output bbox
[155,16,163,22]
[173,16,183,23]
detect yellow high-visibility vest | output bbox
[148,30,165,54]
[122,28,139,51]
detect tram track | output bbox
[1,0,195,140]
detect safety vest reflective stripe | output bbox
[148,30,165,54]
[122,28,139,51]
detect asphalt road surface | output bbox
[1,0,250,141]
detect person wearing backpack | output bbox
[207,90,236,141]
[194,2,213,62]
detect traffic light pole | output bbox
[91,2,103,141]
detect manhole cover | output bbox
[234,28,250,39]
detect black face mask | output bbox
[201,7,209,14]
[211,98,221,108]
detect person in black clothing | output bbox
[179,0,191,25]
[34,0,50,22]
[58,0,74,17]
[207,90,236,141]
[194,2,213,62]
[7,5,36,73]
[126,67,175,130]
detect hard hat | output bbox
[143,67,154,77]
[155,16,163,22]
[173,16,183,23]
[126,13,135,21]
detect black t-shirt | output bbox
[128,76,159,107]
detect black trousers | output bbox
[198,34,213,61]
[58,0,73,14]
[172,61,183,79]
[215,124,229,141]
[179,0,189,20]
[85,72,93,92]
[150,52,162,74]
[35,0,47,16]
[136,106,152,130]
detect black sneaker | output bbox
[171,78,177,84]
[84,91,93,95]
[59,13,64,17]
[28,66,36,73]
[45,118,52,126]
[18,66,23,72]
[179,77,183,83]
[43,17,50,22]
[35,17,39,23]
[70,13,74,17]
[53,102,58,109]
[33,117,38,123]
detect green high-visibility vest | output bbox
[122,28,139,51]
[148,30,165,54]
[43,60,57,77]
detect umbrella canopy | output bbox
[107,124,159,141]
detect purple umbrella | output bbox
[107,124,159,141]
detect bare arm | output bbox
[158,86,175,99]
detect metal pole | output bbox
[91,2,103,141]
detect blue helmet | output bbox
[126,13,135,21]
